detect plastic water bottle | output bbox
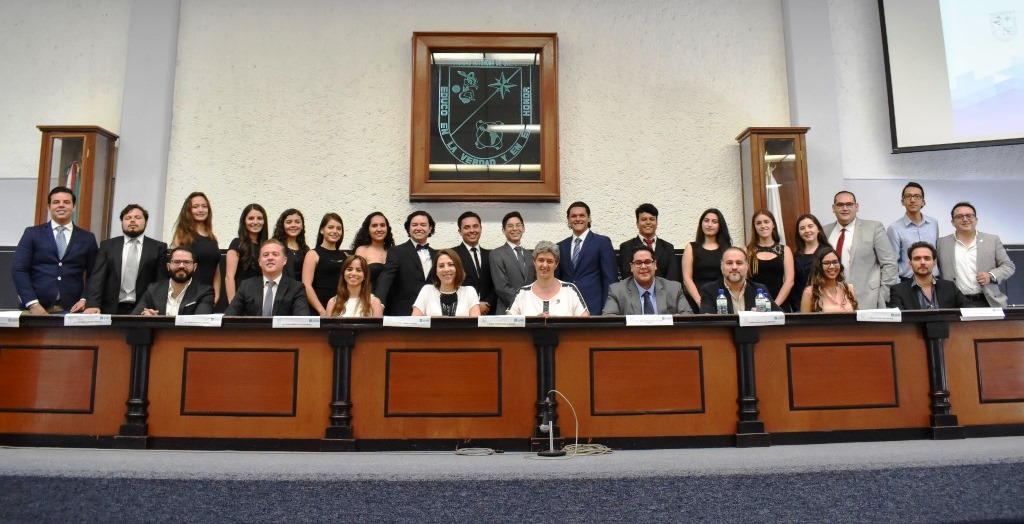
[716,289,729,314]
[755,288,769,312]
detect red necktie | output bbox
[645,238,654,249]
[835,228,846,261]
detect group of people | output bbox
[11,184,1015,319]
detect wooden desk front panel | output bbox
[756,323,931,432]
[146,329,333,439]
[351,330,536,439]
[556,327,738,437]
[0,327,128,435]
[946,320,1024,425]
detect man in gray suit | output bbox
[489,211,536,314]
[603,246,691,315]
[823,191,898,309]
[936,202,1015,308]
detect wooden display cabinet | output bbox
[35,125,118,240]
[736,127,810,247]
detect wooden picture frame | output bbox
[410,32,559,202]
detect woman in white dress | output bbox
[324,254,383,318]
[507,240,589,317]
[412,249,481,317]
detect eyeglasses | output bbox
[953,213,976,221]
[631,260,655,267]
[833,202,857,209]
[169,260,194,267]
[902,194,923,201]
[821,260,841,267]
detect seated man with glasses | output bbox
[936,202,1015,308]
[886,182,939,282]
[134,246,215,316]
[888,242,970,310]
[603,246,692,315]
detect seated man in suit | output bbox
[699,247,781,313]
[12,185,98,314]
[134,246,215,316]
[84,204,167,314]
[604,246,692,315]
[618,203,681,283]
[450,211,495,315]
[490,211,535,315]
[936,202,1015,308]
[375,210,436,315]
[888,242,970,310]
[555,201,618,315]
[225,239,310,316]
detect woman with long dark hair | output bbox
[302,213,346,315]
[225,203,268,303]
[789,213,832,311]
[272,208,309,281]
[324,254,382,317]
[745,209,794,310]
[351,211,393,292]
[411,248,481,317]
[682,208,732,309]
[800,247,857,312]
[170,192,221,303]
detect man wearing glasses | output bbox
[886,182,939,282]
[936,202,1015,308]
[823,191,898,309]
[134,247,215,316]
[603,246,691,315]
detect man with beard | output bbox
[84,204,167,314]
[888,242,970,310]
[698,247,781,313]
[134,246,214,316]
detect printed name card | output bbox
[64,314,112,326]
[383,316,432,328]
[737,311,786,327]
[625,314,673,326]
[175,314,223,327]
[0,311,22,328]
[960,307,1005,321]
[272,316,321,329]
[478,315,526,328]
[856,309,902,322]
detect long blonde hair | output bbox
[171,192,218,247]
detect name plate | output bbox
[478,315,526,328]
[960,307,1005,321]
[175,314,223,327]
[383,316,431,328]
[0,311,21,328]
[857,309,902,322]
[737,311,786,327]
[64,314,112,326]
[625,314,673,326]
[272,316,321,328]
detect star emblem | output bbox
[488,72,517,99]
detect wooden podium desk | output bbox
[0,311,1021,451]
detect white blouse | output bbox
[506,281,588,316]
[412,285,480,316]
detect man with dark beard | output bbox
[133,246,214,316]
[84,204,167,314]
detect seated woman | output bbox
[507,240,589,317]
[324,254,383,317]
[800,248,858,313]
[412,248,481,317]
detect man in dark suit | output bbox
[12,186,98,314]
[375,210,436,315]
[555,201,618,315]
[450,211,495,314]
[225,239,309,316]
[618,203,681,283]
[489,211,535,314]
[889,241,970,310]
[699,247,781,313]
[134,246,215,316]
[83,204,167,314]
[604,247,691,315]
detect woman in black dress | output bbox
[683,208,732,311]
[746,209,795,311]
[302,213,347,316]
[351,211,393,293]
[790,213,832,311]
[272,208,309,281]
[170,192,221,304]
[225,203,267,303]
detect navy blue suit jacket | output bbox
[555,231,618,315]
[12,222,98,310]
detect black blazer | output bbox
[618,236,682,283]
[698,279,781,313]
[887,278,971,310]
[224,276,310,316]
[85,236,167,313]
[451,243,496,313]
[374,240,435,316]
[132,279,215,315]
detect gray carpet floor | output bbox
[2,436,1023,522]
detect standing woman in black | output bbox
[682,208,732,311]
[273,208,309,281]
[302,213,347,316]
[170,192,221,304]
[225,203,268,303]
[351,211,394,293]
[746,209,795,311]
[790,213,832,311]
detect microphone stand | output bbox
[537,392,565,457]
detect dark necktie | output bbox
[642,290,656,315]
[262,281,276,317]
[515,246,527,273]
[645,238,654,250]
[471,247,481,275]
[572,238,582,268]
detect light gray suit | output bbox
[936,231,1015,308]
[603,277,692,315]
[490,243,536,314]
[824,218,898,309]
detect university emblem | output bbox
[991,11,1017,42]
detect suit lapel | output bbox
[654,279,669,313]
[111,239,125,282]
